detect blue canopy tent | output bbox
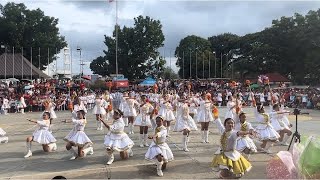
[139,77,156,86]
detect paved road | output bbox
[0,107,318,179]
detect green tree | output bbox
[208,33,240,78]
[0,2,67,70]
[161,66,179,80]
[89,56,109,76]
[175,35,214,79]
[91,16,166,80]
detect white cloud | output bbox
[2,0,320,76]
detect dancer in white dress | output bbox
[119,92,129,127]
[236,112,257,159]
[125,94,139,134]
[43,99,57,132]
[145,116,174,177]
[92,94,107,130]
[173,101,197,152]
[64,110,93,160]
[252,93,281,154]
[0,126,8,143]
[217,91,223,107]
[225,96,237,120]
[1,96,9,115]
[158,94,175,137]
[196,93,214,143]
[270,102,292,146]
[24,112,57,158]
[134,95,154,147]
[100,109,134,165]
[72,97,87,119]
[19,94,27,114]
[188,94,199,118]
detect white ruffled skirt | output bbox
[92,106,106,115]
[255,124,280,141]
[104,132,134,152]
[0,128,6,136]
[123,107,137,117]
[196,110,214,123]
[236,136,257,152]
[33,129,56,144]
[173,115,198,132]
[145,142,174,162]
[64,130,92,146]
[159,109,175,121]
[134,114,152,127]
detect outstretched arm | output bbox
[99,118,110,129]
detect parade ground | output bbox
[0,107,319,179]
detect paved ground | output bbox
[0,107,319,179]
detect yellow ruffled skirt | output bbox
[211,153,252,175]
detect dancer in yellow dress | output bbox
[212,117,253,178]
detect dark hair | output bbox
[114,109,123,116]
[273,103,279,110]
[256,103,264,112]
[239,112,246,118]
[43,111,51,118]
[156,116,164,121]
[52,176,67,179]
[224,118,234,126]
[77,110,86,118]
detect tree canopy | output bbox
[0,2,67,70]
[90,15,166,80]
[176,9,320,85]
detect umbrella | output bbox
[7,78,20,82]
[266,151,298,179]
[81,75,91,81]
[250,84,260,89]
[139,77,156,86]
[298,136,320,178]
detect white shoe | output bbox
[68,148,77,160]
[88,147,94,155]
[48,143,57,151]
[107,154,114,165]
[24,150,32,158]
[70,156,77,160]
[0,137,8,143]
[83,146,94,156]
[139,144,144,148]
[184,148,189,152]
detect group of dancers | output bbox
[0,89,293,178]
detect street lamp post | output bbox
[195,51,198,79]
[208,52,210,79]
[77,47,82,76]
[213,51,216,78]
[1,45,6,79]
[202,52,204,79]
[189,49,191,79]
[182,51,185,79]
[220,52,222,78]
